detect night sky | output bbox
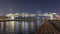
[0,0,59,15]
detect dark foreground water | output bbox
[0,20,44,34]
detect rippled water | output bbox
[0,20,44,34]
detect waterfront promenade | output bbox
[35,20,60,34]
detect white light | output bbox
[15,13,19,15]
[44,13,48,16]
[52,13,56,14]
[6,13,13,16]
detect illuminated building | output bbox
[6,13,57,19]
[6,13,36,19]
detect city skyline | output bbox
[0,0,59,15]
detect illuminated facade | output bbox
[6,13,57,19]
[6,13,36,19]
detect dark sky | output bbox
[0,0,59,15]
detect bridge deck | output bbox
[35,20,60,34]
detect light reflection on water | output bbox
[0,20,44,34]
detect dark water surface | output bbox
[0,20,44,34]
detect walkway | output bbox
[35,20,59,34]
